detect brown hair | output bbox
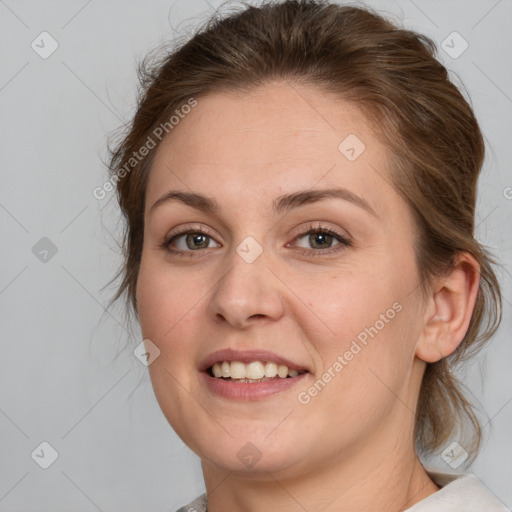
[107,0,502,463]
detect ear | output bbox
[415,253,480,363]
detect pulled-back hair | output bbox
[107,0,502,463]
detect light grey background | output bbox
[0,0,511,510]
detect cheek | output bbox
[306,256,419,383]
[136,260,165,339]
[135,255,219,385]
[307,271,400,345]
[136,256,195,343]
[296,289,417,439]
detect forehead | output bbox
[147,81,395,216]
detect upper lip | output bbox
[200,348,310,373]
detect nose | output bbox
[207,244,285,329]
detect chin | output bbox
[172,416,309,474]
[201,441,310,477]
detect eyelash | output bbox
[160,222,351,258]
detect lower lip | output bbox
[201,371,308,400]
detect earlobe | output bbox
[415,253,481,363]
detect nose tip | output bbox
[208,255,285,329]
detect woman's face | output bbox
[136,81,428,477]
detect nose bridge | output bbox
[207,236,284,327]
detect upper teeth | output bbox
[211,361,300,379]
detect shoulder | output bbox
[174,493,207,512]
[404,470,510,511]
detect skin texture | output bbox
[136,80,480,511]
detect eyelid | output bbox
[162,223,220,249]
[290,221,349,241]
[161,221,351,256]
[286,222,351,256]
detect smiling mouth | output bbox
[208,360,308,383]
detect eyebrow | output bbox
[149,187,378,218]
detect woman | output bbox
[107,1,506,510]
